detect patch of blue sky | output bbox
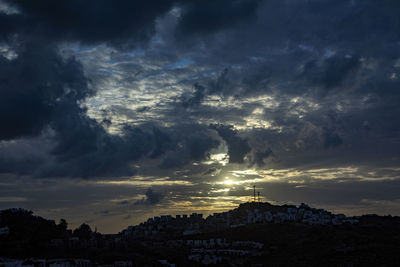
[106,50,145,64]
[130,49,145,56]
[232,64,243,69]
[164,58,194,70]
[323,48,336,58]
[84,98,105,110]
[249,56,264,62]
[99,67,115,74]
[105,59,119,65]
[298,44,314,52]
[66,43,96,53]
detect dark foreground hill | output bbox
[187,220,400,266]
[1,204,400,266]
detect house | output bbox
[183,229,199,236]
[300,203,310,209]
[264,211,273,222]
[158,259,175,267]
[50,239,64,247]
[202,254,221,265]
[114,261,132,267]
[230,223,245,228]
[276,212,290,222]
[0,226,9,235]
[188,254,202,262]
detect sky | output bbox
[1,0,400,233]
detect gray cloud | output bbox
[135,188,165,206]
[1,0,400,232]
[0,42,91,140]
[210,124,250,164]
[176,0,262,36]
[2,0,177,46]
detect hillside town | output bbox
[121,202,360,238]
[1,202,398,266]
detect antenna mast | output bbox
[253,185,256,202]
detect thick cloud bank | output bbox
[1,0,400,231]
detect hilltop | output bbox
[1,203,400,266]
[120,201,363,238]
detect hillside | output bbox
[1,203,400,266]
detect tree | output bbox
[73,223,92,240]
[58,218,68,232]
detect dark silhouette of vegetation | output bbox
[72,223,92,240]
[1,207,400,266]
[58,219,68,232]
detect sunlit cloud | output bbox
[0,197,27,202]
[96,178,194,187]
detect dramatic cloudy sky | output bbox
[1,0,400,233]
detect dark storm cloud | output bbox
[250,148,274,167]
[298,55,361,92]
[1,0,400,228]
[0,43,91,141]
[0,152,42,176]
[0,42,170,178]
[0,44,215,177]
[161,0,400,169]
[210,124,250,164]
[0,0,270,178]
[250,0,400,52]
[135,188,164,205]
[46,124,166,178]
[2,0,176,46]
[159,125,219,169]
[0,13,20,41]
[181,83,206,108]
[177,0,398,171]
[177,68,236,111]
[323,130,343,149]
[2,0,263,47]
[176,0,262,36]
[47,121,222,177]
